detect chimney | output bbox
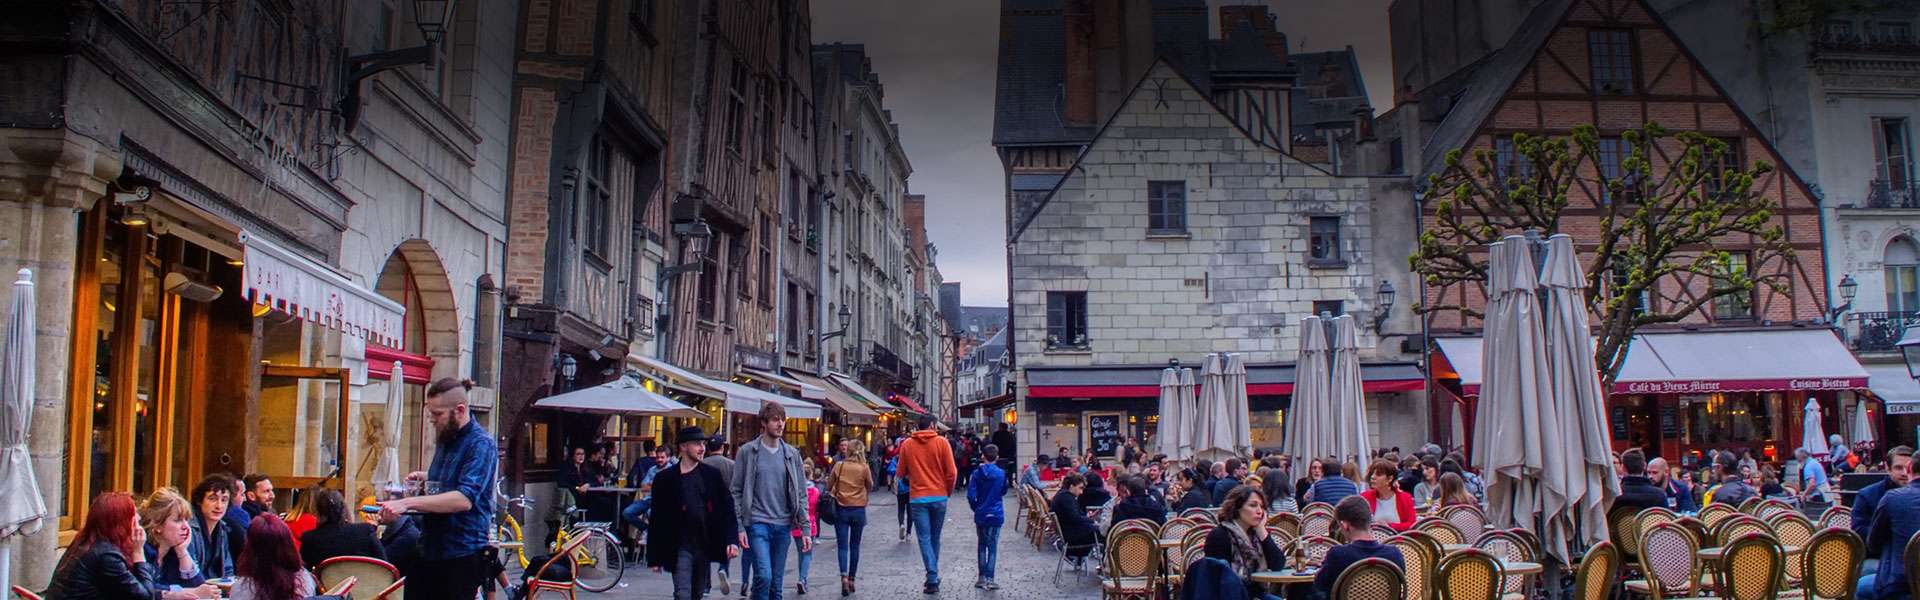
[1218,4,1288,65]
[1063,0,1097,126]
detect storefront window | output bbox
[1682,393,1776,447]
[1039,412,1079,459]
[1251,409,1285,450]
[84,218,125,509]
[132,258,162,492]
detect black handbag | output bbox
[818,463,843,525]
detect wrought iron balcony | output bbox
[1815,31,1920,54]
[1846,311,1920,352]
[1867,180,1919,209]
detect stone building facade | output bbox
[0,0,513,583]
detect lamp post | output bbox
[1898,326,1920,381]
[816,305,853,376]
[555,354,578,393]
[1373,280,1397,330]
[654,212,713,359]
[339,1,463,130]
[1829,273,1859,322]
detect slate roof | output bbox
[1411,0,1573,185]
[1288,50,1370,139]
[994,0,1092,146]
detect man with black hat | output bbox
[648,425,743,600]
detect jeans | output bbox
[622,498,652,529]
[793,535,812,586]
[1854,574,1909,600]
[976,524,1001,581]
[746,523,792,600]
[896,494,912,533]
[834,507,867,578]
[674,548,711,600]
[908,500,947,585]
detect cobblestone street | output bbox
[588,490,1103,599]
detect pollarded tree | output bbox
[1411,122,1796,388]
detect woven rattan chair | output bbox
[1418,516,1467,546]
[1303,501,1335,518]
[1572,541,1622,600]
[1782,526,1863,600]
[1161,518,1198,544]
[1109,518,1158,539]
[1298,534,1338,568]
[1100,526,1161,600]
[1676,517,1713,548]
[316,556,403,600]
[1699,504,1739,529]
[1766,512,1816,586]
[1401,530,1448,570]
[1302,510,1336,538]
[1611,507,1646,565]
[1372,523,1401,539]
[1640,507,1680,535]
[1267,511,1301,539]
[1754,499,1796,521]
[1718,514,1773,547]
[1815,506,1850,532]
[1711,532,1785,600]
[11,586,41,600]
[1475,529,1535,600]
[1904,531,1920,600]
[1179,507,1215,522]
[1739,497,1763,514]
[1435,548,1506,600]
[1388,533,1440,600]
[1333,557,1407,600]
[1439,504,1489,544]
[1625,521,1702,599]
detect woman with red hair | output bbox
[229,514,315,600]
[43,492,164,599]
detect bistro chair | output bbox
[1371,523,1401,539]
[1905,531,1920,600]
[527,529,597,600]
[1052,522,1100,583]
[1332,557,1407,600]
[1266,512,1301,539]
[1100,526,1161,600]
[323,577,359,598]
[1754,499,1797,521]
[1302,510,1337,538]
[1676,517,1713,548]
[1298,534,1339,568]
[1387,533,1440,600]
[1640,507,1680,535]
[1417,516,1467,546]
[1765,512,1816,587]
[1434,548,1506,600]
[1710,532,1785,600]
[1475,529,1535,600]
[1571,541,1622,600]
[1161,518,1199,545]
[1739,497,1763,515]
[1303,501,1336,517]
[1699,504,1740,530]
[10,587,41,600]
[1180,507,1216,522]
[1816,506,1850,532]
[1625,522,1702,599]
[1267,525,1297,551]
[1439,504,1489,544]
[316,556,403,600]
[1610,507,1646,566]
[1109,518,1158,539]
[1717,515,1773,547]
[1784,526,1863,600]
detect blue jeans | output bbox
[1855,574,1911,600]
[908,500,947,585]
[622,498,651,529]
[793,535,812,585]
[746,523,791,600]
[834,507,867,578]
[976,523,1001,581]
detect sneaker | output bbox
[718,575,731,595]
[973,579,986,590]
[923,583,939,594]
[985,580,1000,591]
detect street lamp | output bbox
[556,354,578,392]
[1373,280,1397,330]
[412,0,457,44]
[821,304,854,342]
[1829,274,1859,321]
[1898,326,1920,380]
[340,0,463,129]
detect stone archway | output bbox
[375,239,462,379]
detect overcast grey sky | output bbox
[812,0,1395,307]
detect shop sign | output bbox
[1615,377,1865,395]
[1888,402,1920,415]
[734,345,775,372]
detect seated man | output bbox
[1611,449,1669,514]
[1109,476,1169,527]
[1853,446,1913,541]
[1860,469,1920,600]
[1050,473,1100,559]
[1314,495,1406,598]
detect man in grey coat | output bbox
[732,402,812,600]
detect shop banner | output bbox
[1613,377,1866,395]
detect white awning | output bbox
[826,372,894,412]
[741,368,826,401]
[627,353,821,419]
[241,231,405,346]
[534,376,708,419]
[1868,364,1920,415]
[1437,328,1868,396]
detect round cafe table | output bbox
[1502,561,1543,576]
[1443,544,1473,553]
[1698,545,1800,561]
[1249,569,1316,584]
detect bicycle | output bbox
[494,493,533,571]
[551,504,627,592]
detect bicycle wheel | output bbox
[496,519,528,570]
[571,527,626,592]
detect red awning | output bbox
[1435,329,1869,397]
[366,344,434,385]
[889,394,930,414]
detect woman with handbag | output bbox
[826,440,873,597]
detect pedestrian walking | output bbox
[826,440,872,597]
[647,426,743,600]
[965,444,1007,590]
[701,439,738,595]
[890,454,912,540]
[376,378,498,600]
[790,468,820,597]
[731,403,812,600]
[897,417,958,594]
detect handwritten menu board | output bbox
[1087,414,1122,458]
[1659,405,1678,438]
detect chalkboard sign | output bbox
[1611,406,1628,439]
[1087,414,1123,458]
[1659,405,1678,438]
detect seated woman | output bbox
[1049,473,1100,557]
[44,492,165,600]
[1437,473,1476,508]
[1360,459,1418,531]
[229,514,315,600]
[297,488,386,568]
[1174,468,1213,511]
[1314,496,1406,598]
[1079,472,1113,512]
[140,488,221,598]
[1202,485,1287,600]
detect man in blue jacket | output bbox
[966,444,1008,590]
[1861,469,1920,600]
[1854,446,1912,540]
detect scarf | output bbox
[1222,523,1267,579]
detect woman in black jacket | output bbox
[1294,458,1324,506]
[297,489,385,569]
[44,492,163,600]
[1174,468,1213,511]
[645,427,743,599]
[1203,485,1287,600]
[1049,474,1099,555]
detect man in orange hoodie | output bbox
[897,417,957,594]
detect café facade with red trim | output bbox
[1431,327,1874,463]
[1021,361,1425,460]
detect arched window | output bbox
[1885,237,1920,313]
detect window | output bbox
[1045,292,1088,349]
[1494,137,1534,182]
[1825,19,1855,42]
[730,229,749,305]
[1588,29,1635,94]
[1876,117,1913,189]
[1610,258,1648,317]
[1705,137,1743,198]
[1147,181,1186,234]
[1872,21,1914,44]
[726,59,748,152]
[1712,253,1754,320]
[803,291,817,356]
[1886,238,1920,313]
[1311,300,1345,317]
[760,78,777,164]
[696,236,720,322]
[582,138,613,257]
[1596,137,1632,203]
[1388,138,1405,174]
[786,282,801,352]
[758,214,774,304]
[1309,216,1343,265]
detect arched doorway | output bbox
[350,240,462,500]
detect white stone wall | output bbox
[1011,62,1388,368]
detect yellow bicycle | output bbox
[494,494,626,592]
